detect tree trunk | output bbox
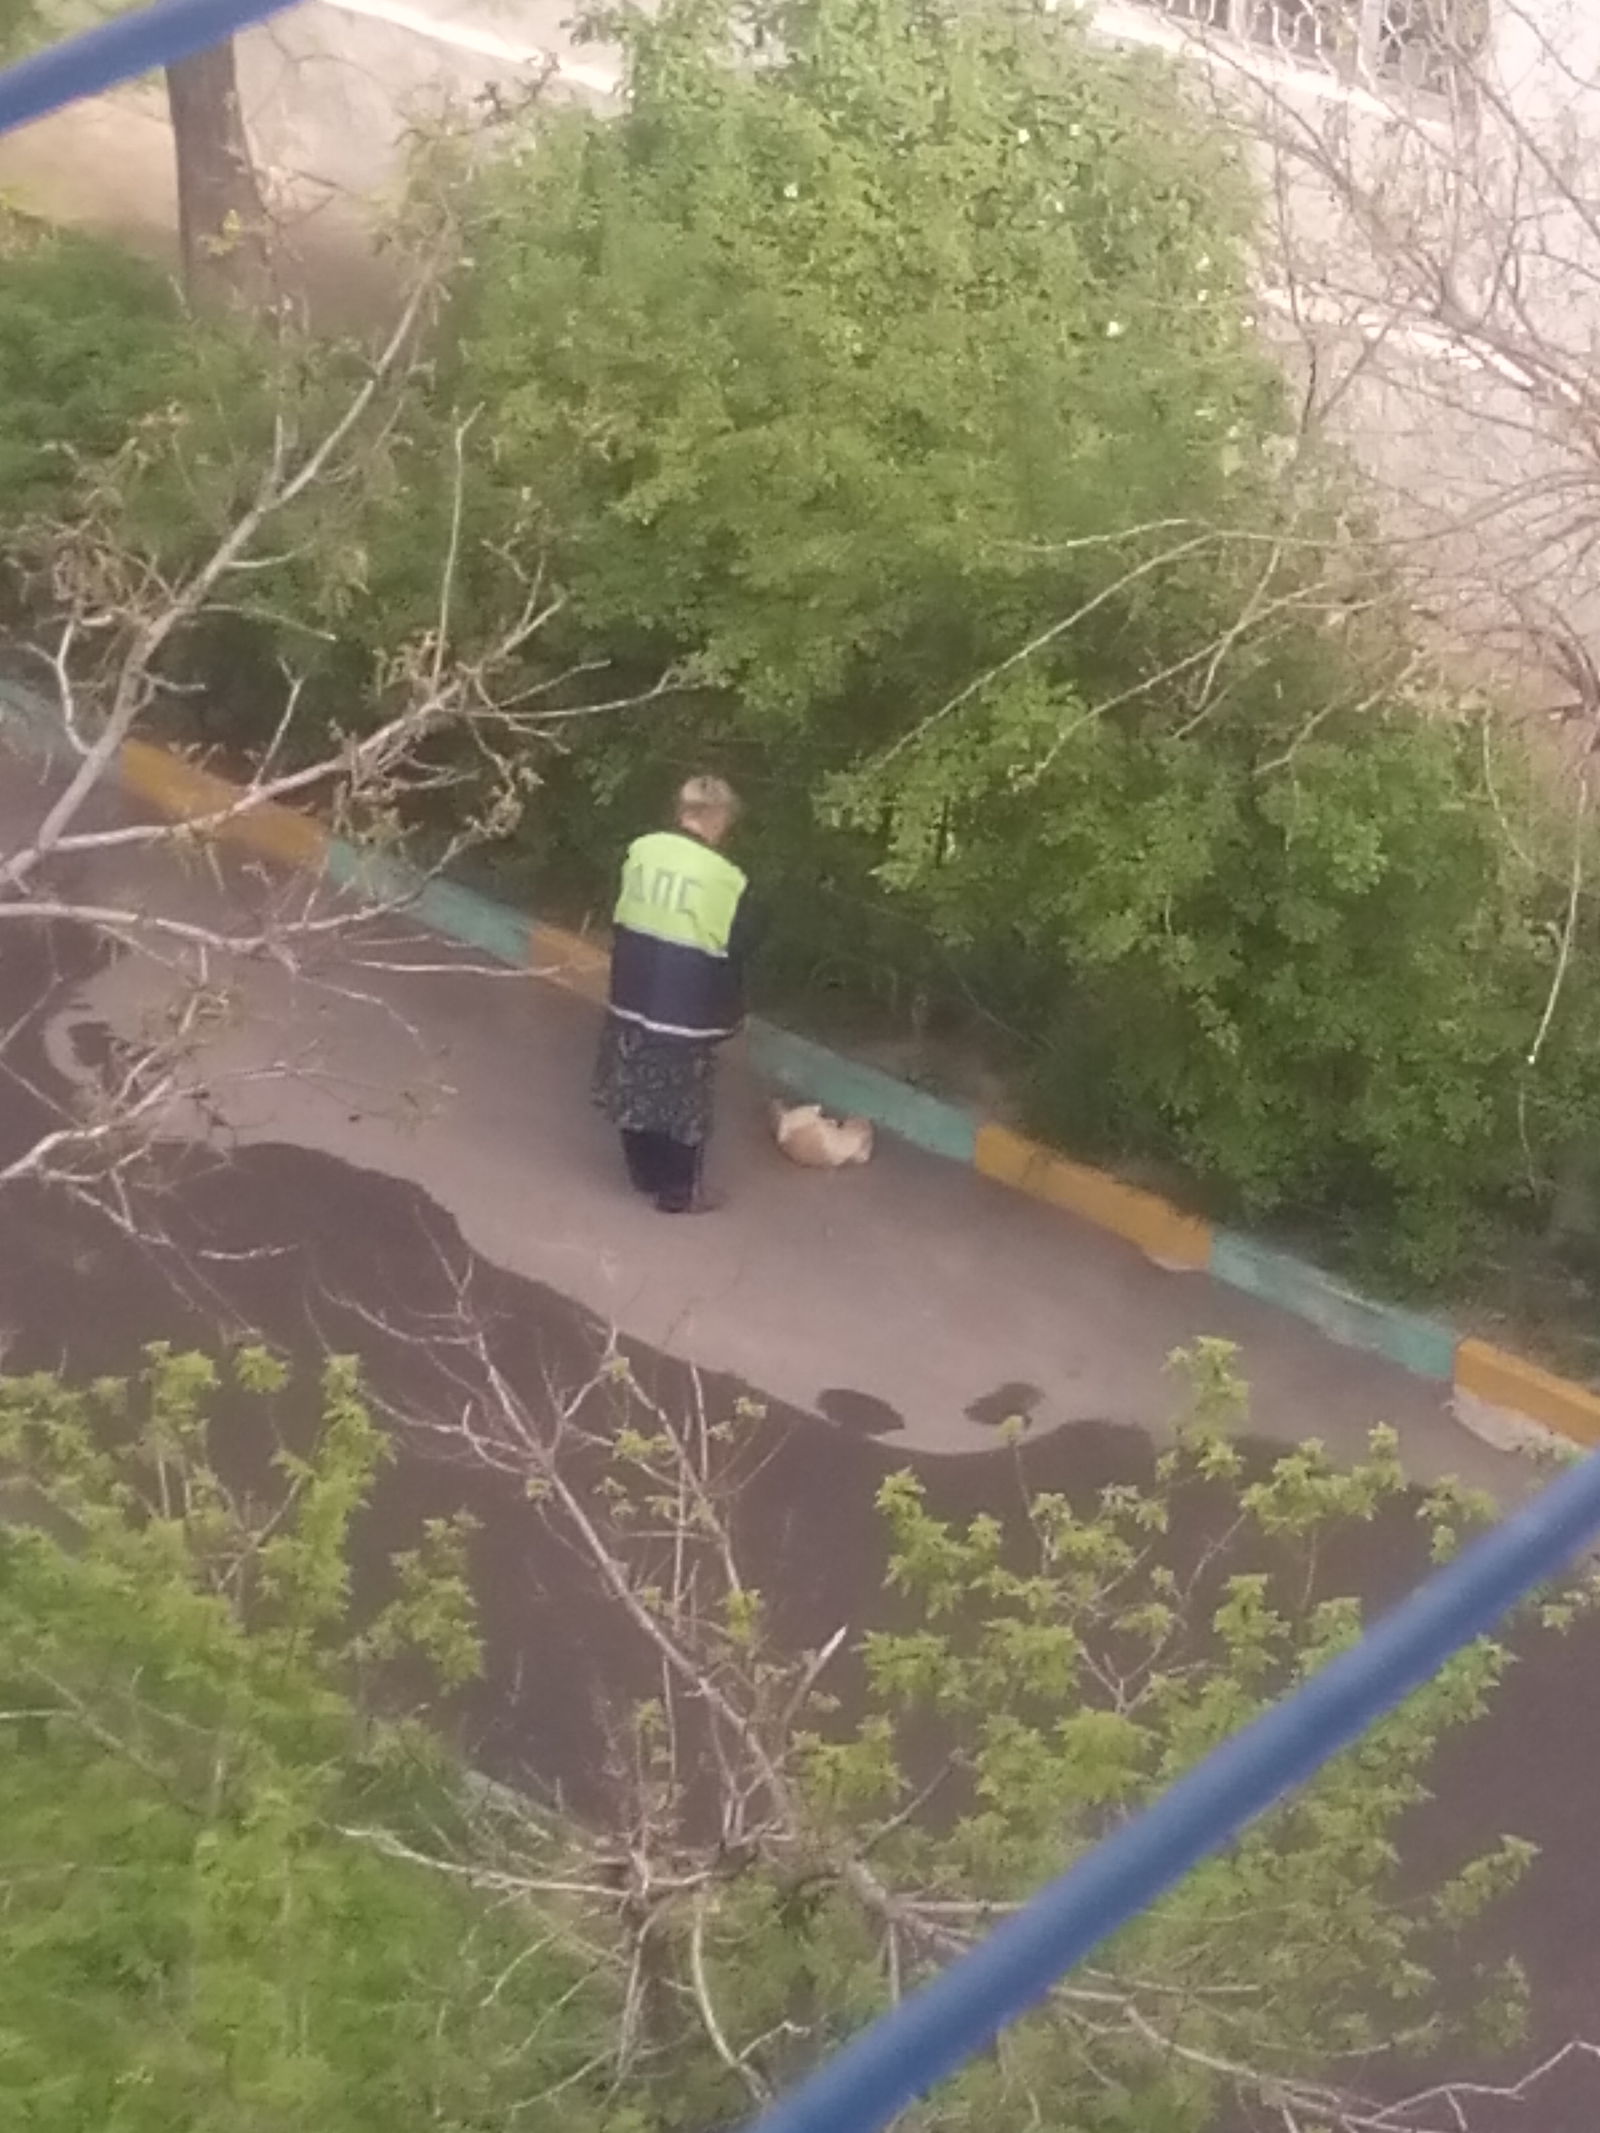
[165,41,272,314]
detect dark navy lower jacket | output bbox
[607,920,749,1042]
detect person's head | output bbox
[675,774,741,848]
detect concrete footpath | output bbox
[8,769,1521,1489]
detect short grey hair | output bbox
[676,775,740,833]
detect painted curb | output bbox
[414,879,533,966]
[1451,1387,1563,1457]
[975,1122,1211,1272]
[9,695,1600,1456]
[323,836,420,907]
[1210,1231,1457,1381]
[530,920,610,1004]
[322,839,537,967]
[120,740,330,869]
[1454,1340,1600,1449]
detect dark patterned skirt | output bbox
[592,1016,716,1146]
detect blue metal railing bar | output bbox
[0,0,295,139]
[750,1445,1600,2133]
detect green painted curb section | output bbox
[325,842,531,965]
[1210,1230,1457,1381]
[323,838,421,905]
[414,879,530,966]
[748,1020,978,1166]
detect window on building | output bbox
[1374,0,1488,93]
[1147,0,1233,23]
[1247,0,1359,72]
[1131,0,1486,93]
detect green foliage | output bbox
[0,207,528,823]
[448,0,1600,1282]
[462,0,1276,706]
[0,211,318,630]
[0,0,38,55]
[0,1346,613,2132]
[449,0,1282,847]
[934,708,1597,1281]
[0,216,201,518]
[0,1337,1576,2130]
[587,1340,1566,2132]
[810,1384,1523,2096]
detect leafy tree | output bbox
[885,699,1596,1282]
[403,1329,1575,2133]
[0,208,310,599]
[450,0,1600,1280]
[0,1333,1582,2129]
[0,1344,615,2131]
[461,0,1277,726]
[0,214,205,519]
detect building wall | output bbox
[1101,0,1600,679]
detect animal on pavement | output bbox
[770,1099,875,1169]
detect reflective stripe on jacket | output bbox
[608,829,750,1041]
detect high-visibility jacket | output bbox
[607,829,750,1041]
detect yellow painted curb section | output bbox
[532,920,609,1004]
[1455,1339,1600,1448]
[119,741,328,869]
[975,1123,1211,1271]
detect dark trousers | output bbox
[621,1129,701,1213]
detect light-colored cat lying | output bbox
[770,1100,875,1168]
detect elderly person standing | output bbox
[593,776,754,1214]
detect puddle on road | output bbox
[816,1386,905,1435]
[964,1379,1045,1429]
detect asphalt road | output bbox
[1,902,1598,2129]
[18,786,1526,1482]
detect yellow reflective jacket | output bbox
[608,830,750,1040]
